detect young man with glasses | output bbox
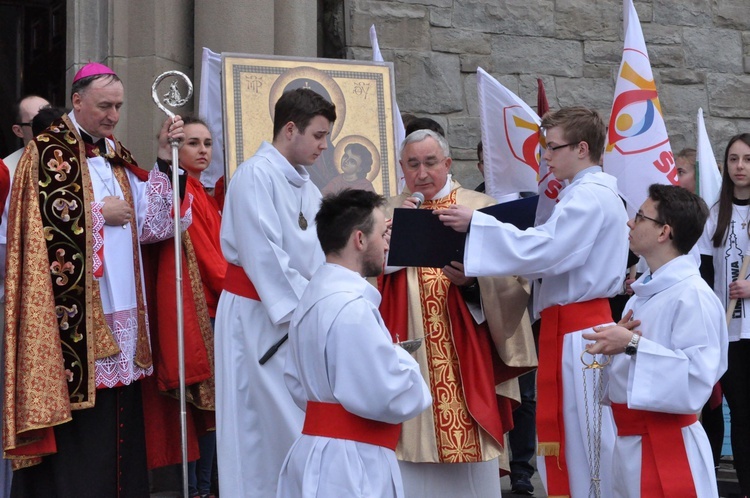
[379,129,537,497]
[583,184,726,497]
[436,106,629,497]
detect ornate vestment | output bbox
[379,181,537,466]
[2,114,192,469]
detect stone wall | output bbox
[333,0,750,189]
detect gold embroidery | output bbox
[417,191,482,463]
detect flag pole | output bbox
[151,71,193,498]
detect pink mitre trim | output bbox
[73,62,117,83]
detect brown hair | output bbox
[541,106,606,164]
[712,133,750,247]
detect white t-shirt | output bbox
[699,201,750,341]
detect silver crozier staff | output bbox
[151,71,194,497]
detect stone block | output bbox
[448,116,481,150]
[554,0,621,41]
[653,0,712,27]
[745,56,750,73]
[490,35,583,77]
[452,0,555,37]
[659,83,708,118]
[655,68,705,85]
[349,1,429,50]
[451,160,483,189]
[583,63,618,80]
[713,0,750,31]
[431,28,492,54]
[397,0,452,7]
[393,51,464,113]
[585,41,624,65]
[707,73,750,118]
[555,77,615,110]
[648,44,685,68]
[683,27,743,72]
[743,31,750,53]
[641,24,682,45]
[634,1,653,24]
[429,7,452,27]
[704,116,742,151]
[459,54,492,73]
[464,73,479,116]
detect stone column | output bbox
[274,0,317,57]
[194,0,275,105]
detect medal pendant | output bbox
[298,212,308,230]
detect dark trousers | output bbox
[11,382,149,498]
[188,431,217,496]
[722,339,750,495]
[509,370,537,478]
[700,396,725,469]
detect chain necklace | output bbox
[89,160,118,197]
[581,350,610,498]
[734,204,750,230]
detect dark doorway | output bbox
[0,0,66,158]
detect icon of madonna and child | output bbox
[269,67,388,196]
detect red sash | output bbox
[223,263,260,300]
[611,403,698,497]
[538,298,613,497]
[302,402,401,451]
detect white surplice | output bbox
[277,263,431,498]
[215,141,325,498]
[605,255,727,498]
[464,169,629,498]
[69,112,184,387]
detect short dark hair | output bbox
[344,143,373,179]
[405,117,445,138]
[70,73,122,102]
[477,140,483,161]
[13,94,46,123]
[272,88,336,139]
[32,105,65,136]
[648,183,708,255]
[316,189,385,256]
[541,106,606,163]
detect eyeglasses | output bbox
[16,122,32,127]
[634,211,665,225]
[405,157,447,169]
[546,142,579,152]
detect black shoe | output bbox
[510,473,534,496]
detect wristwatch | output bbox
[624,333,640,356]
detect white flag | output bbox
[477,67,540,201]
[603,0,674,211]
[370,25,406,193]
[696,108,722,207]
[198,47,225,188]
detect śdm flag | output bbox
[477,67,539,201]
[696,108,721,207]
[370,25,406,193]
[603,0,673,213]
[535,78,566,226]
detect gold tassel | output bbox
[537,441,560,457]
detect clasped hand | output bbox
[101,196,133,226]
[582,310,642,356]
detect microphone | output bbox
[412,191,425,209]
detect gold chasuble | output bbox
[381,181,537,467]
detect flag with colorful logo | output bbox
[477,67,540,201]
[603,0,674,211]
[696,108,721,207]
[370,25,406,193]
[535,78,567,225]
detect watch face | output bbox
[625,345,637,356]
